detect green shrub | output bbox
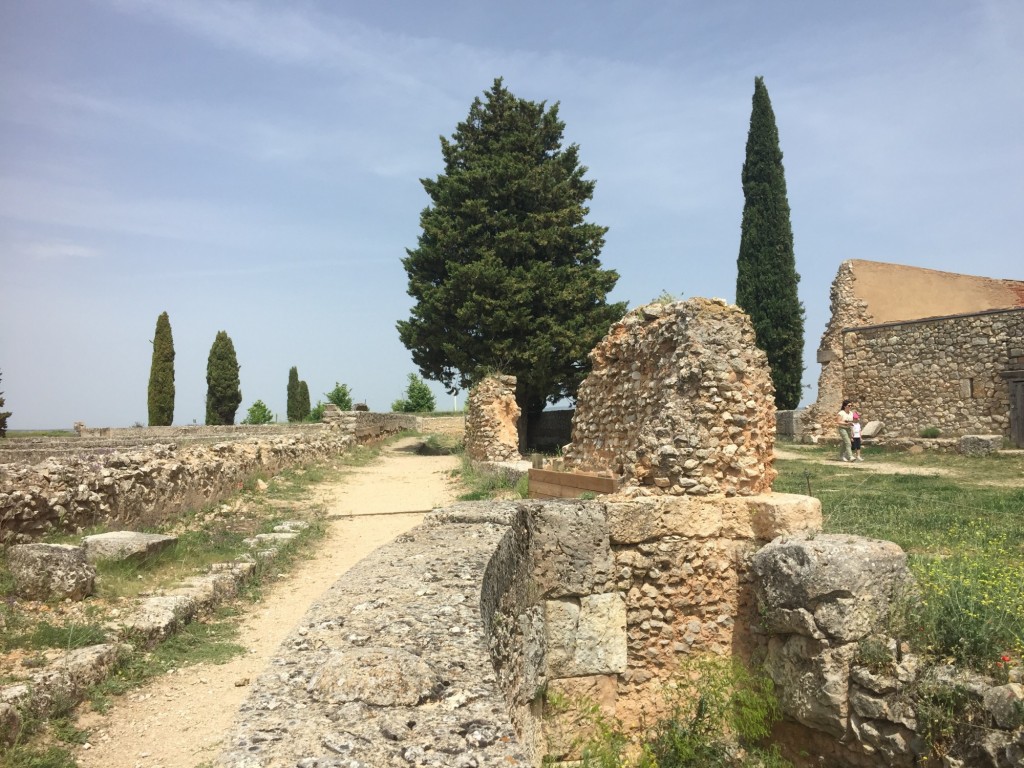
[325,382,353,411]
[455,457,526,501]
[307,401,326,422]
[241,400,275,425]
[392,373,437,413]
[919,426,941,438]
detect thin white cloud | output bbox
[20,240,101,261]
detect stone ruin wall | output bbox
[803,261,872,440]
[465,374,522,462]
[484,495,822,764]
[210,294,1024,766]
[0,413,416,545]
[564,297,777,496]
[805,260,1024,441]
[843,308,1024,440]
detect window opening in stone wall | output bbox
[960,378,975,399]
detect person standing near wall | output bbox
[837,400,854,461]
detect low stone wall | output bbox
[776,408,806,439]
[0,414,413,545]
[465,374,522,462]
[223,494,1024,767]
[1,414,418,466]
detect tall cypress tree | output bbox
[298,380,311,421]
[398,78,626,421]
[206,331,242,425]
[147,311,175,426]
[286,366,301,422]
[736,76,805,410]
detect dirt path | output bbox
[73,437,462,768]
[772,446,957,477]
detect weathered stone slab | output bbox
[765,634,856,736]
[7,543,95,601]
[216,505,526,767]
[959,434,1003,456]
[271,520,309,533]
[606,496,755,542]
[308,647,440,707]
[119,594,199,644]
[243,532,297,547]
[746,493,822,539]
[0,644,126,742]
[528,501,613,598]
[753,533,909,642]
[81,530,177,563]
[544,593,627,677]
[606,493,820,545]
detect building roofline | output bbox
[842,305,1024,334]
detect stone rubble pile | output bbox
[565,297,777,497]
[755,534,1024,767]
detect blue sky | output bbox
[1,1,1021,429]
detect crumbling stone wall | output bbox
[803,261,873,440]
[844,308,1024,440]
[564,297,777,496]
[465,374,522,462]
[0,414,415,545]
[804,260,1024,441]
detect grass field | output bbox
[773,443,1024,670]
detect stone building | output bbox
[805,260,1024,446]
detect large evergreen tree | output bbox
[286,366,301,422]
[736,76,805,410]
[398,78,626,422]
[205,331,242,425]
[147,311,175,426]
[0,370,11,437]
[298,380,311,421]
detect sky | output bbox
[1,1,1022,429]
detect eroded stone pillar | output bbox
[465,374,521,462]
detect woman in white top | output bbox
[836,400,854,462]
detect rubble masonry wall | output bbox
[565,297,777,496]
[0,414,415,545]
[843,308,1024,439]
